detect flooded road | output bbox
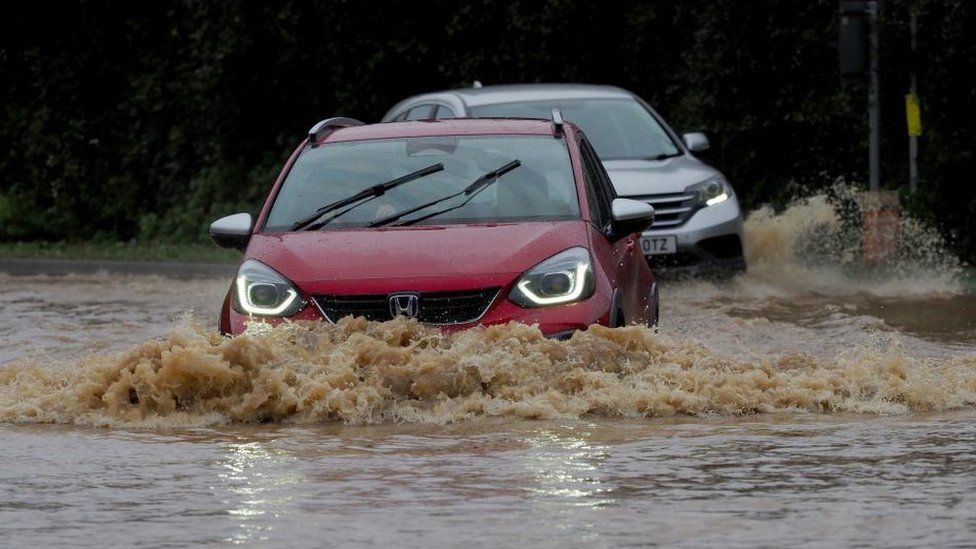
[4,414,976,547]
[2,195,975,546]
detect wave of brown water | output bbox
[2,317,974,427]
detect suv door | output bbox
[579,136,648,326]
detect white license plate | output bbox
[641,235,677,255]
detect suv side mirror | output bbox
[610,198,655,237]
[682,132,710,153]
[209,213,253,251]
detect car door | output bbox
[578,136,648,326]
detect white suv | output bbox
[384,83,746,276]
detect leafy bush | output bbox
[0,0,973,262]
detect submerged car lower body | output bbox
[220,281,635,339]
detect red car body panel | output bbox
[220,119,654,337]
[247,222,586,289]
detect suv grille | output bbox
[631,192,699,228]
[313,288,500,324]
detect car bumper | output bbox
[225,292,612,338]
[640,194,746,276]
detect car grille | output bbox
[630,192,699,228]
[313,288,500,324]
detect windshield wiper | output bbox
[369,160,521,228]
[291,162,444,231]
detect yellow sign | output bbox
[906,93,922,137]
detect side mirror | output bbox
[682,132,710,153]
[209,213,253,251]
[610,198,655,237]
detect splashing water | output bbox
[1,317,974,427]
[738,182,965,296]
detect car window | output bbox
[584,138,618,202]
[265,135,581,230]
[471,98,681,160]
[433,105,456,119]
[405,105,436,120]
[578,138,611,229]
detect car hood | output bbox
[603,155,719,196]
[245,221,589,294]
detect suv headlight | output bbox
[234,259,304,316]
[509,247,594,308]
[688,177,731,207]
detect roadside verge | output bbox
[0,258,236,279]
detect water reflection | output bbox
[523,426,612,503]
[215,438,302,544]
[518,424,614,545]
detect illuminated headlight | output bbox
[509,247,594,307]
[234,259,304,316]
[688,177,731,207]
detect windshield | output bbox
[470,98,681,161]
[265,135,580,231]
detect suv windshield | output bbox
[470,98,681,161]
[265,135,580,231]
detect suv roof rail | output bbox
[307,117,365,147]
[551,108,564,137]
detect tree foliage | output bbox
[0,0,973,260]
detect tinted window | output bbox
[584,139,618,201]
[579,139,611,228]
[471,98,680,160]
[266,136,580,230]
[405,105,436,120]
[433,105,456,119]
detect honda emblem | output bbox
[388,293,420,319]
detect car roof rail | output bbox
[551,108,564,137]
[307,117,365,147]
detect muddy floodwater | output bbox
[2,196,976,547]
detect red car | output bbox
[209,113,658,338]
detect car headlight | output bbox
[509,247,594,308]
[688,177,731,207]
[234,259,304,316]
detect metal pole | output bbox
[908,10,919,193]
[868,0,880,191]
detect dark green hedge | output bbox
[1,1,973,261]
